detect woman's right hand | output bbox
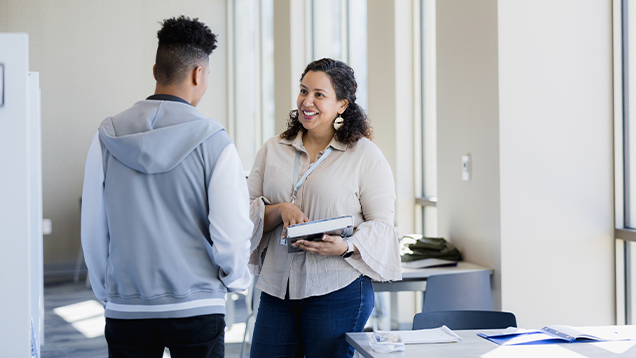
[279,203,310,237]
[263,202,309,233]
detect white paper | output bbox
[384,326,462,344]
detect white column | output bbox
[28,71,43,347]
[436,0,615,326]
[498,0,614,326]
[0,32,33,358]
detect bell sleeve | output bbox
[246,146,271,275]
[346,158,403,282]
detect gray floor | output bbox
[40,278,250,358]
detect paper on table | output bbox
[388,326,462,344]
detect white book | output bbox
[286,215,354,253]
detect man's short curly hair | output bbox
[280,58,373,146]
[155,16,217,85]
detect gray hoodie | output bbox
[81,99,252,319]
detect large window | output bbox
[415,0,437,237]
[229,0,275,172]
[229,0,366,172]
[616,0,636,325]
[307,0,368,110]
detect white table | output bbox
[227,262,492,328]
[369,261,493,331]
[373,261,493,292]
[347,326,636,357]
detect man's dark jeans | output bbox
[106,314,225,358]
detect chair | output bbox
[422,271,492,312]
[239,276,261,358]
[413,310,517,330]
[74,198,91,287]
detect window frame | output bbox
[227,0,275,173]
[615,0,636,325]
[415,0,438,237]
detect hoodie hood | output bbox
[98,100,225,174]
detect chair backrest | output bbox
[412,310,517,330]
[423,271,492,312]
[245,276,261,316]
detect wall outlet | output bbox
[462,155,471,181]
[42,218,52,235]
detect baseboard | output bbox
[44,262,87,277]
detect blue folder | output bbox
[478,326,630,346]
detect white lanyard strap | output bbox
[291,147,333,204]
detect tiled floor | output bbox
[40,278,251,358]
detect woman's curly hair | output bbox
[280,58,373,145]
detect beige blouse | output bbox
[247,131,402,299]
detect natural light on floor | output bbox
[225,322,246,343]
[53,300,105,339]
[53,299,247,357]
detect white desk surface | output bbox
[373,261,493,292]
[399,261,493,279]
[347,326,636,358]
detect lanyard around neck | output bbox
[291,147,334,204]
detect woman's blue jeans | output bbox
[250,275,374,358]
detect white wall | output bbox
[437,0,615,327]
[367,0,417,329]
[436,0,503,310]
[0,33,33,358]
[368,1,397,179]
[2,0,227,267]
[272,0,307,135]
[498,0,614,326]
[0,4,7,32]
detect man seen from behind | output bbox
[81,16,252,358]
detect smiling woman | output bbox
[296,70,348,142]
[246,58,401,358]
[281,59,372,149]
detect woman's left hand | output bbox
[293,234,349,256]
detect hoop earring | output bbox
[334,115,344,130]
